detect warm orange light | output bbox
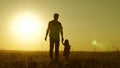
[9,11,45,49]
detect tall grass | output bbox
[0,50,120,68]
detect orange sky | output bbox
[0,0,120,51]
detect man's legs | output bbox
[50,38,54,59]
[55,40,60,61]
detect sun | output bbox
[19,15,36,34]
[10,11,44,44]
[20,22,35,33]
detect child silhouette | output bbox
[62,39,71,60]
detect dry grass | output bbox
[0,50,120,68]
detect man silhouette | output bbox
[45,13,64,61]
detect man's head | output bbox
[54,13,59,20]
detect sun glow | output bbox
[10,11,44,45]
[19,18,36,33]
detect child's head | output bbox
[64,39,69,44]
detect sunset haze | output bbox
[0,0,120,51]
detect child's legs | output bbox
[65,54,69,61]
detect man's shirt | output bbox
[48,20,63,40]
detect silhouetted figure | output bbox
[62,39,71,61]
[45,13,64,61]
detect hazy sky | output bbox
[0,0,120,51]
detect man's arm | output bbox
[60,24,64,43]
[61,29,64,42]
[45,24,50,41]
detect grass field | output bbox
[0,50,120,68]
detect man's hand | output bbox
[45,36,47,41]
